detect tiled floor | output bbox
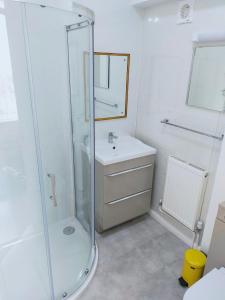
[79,215,188,300]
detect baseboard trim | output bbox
[149,209,193,247]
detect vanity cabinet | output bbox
[95,155,155,232]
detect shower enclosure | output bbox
[1,0,96,299]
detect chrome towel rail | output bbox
[94,97,118,108]
[161,118,224,141]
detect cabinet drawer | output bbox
[104,163,153,203]
[102,190,151,230]
[103,155,155,175]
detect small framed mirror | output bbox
[187,45,225,112]
[84,52,130,121]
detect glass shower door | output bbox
[0,2,52,299]
[67,21,95,239]
[22,3,95,299]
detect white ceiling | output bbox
[131,0,172,8]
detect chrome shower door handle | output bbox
[47,173,57,207]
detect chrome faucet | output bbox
[108,132,118,144]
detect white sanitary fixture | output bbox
[183,268,225,300]
[95,135,157,165]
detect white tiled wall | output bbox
[135,0,225,246]
[3,0,225,254]
[76,0,225,250]
[77,0,144,139]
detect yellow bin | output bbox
[180,249,206,287]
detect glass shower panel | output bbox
[0,1,52,299]
[67,23,94,238]
[23,3,94,299]
[24,4,76,228]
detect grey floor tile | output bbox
[79,215,188,300]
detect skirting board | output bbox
[149,209,193,247]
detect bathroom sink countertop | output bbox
[95,136,157,165]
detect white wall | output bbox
[4,0,225,256]
[77,0,143,139]
[76,0,225,252]
[135,0,225,249]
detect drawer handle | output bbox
[108,190,151,205]
[106,164,153,177]
[47,173,57,207]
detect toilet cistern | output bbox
[108,132,118,144]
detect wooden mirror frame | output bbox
[94,52,130,121]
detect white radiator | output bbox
[162,156,208,231]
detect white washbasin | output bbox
[95,136,157,165]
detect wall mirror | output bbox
[84,52,130,121]
[187,45,225,112]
